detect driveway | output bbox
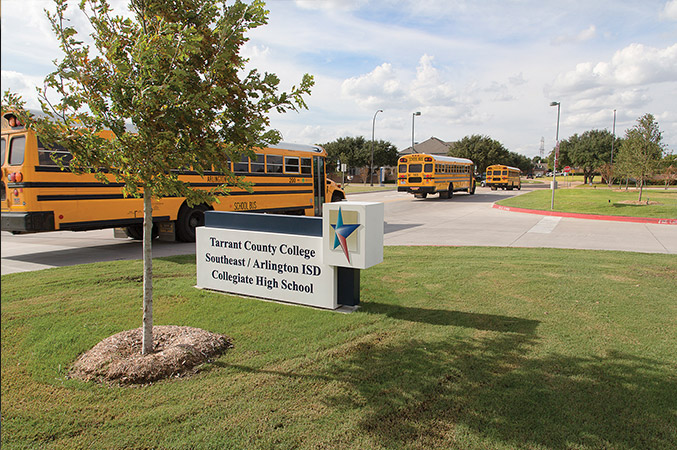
[2,185,675,274]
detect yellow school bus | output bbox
[1,111,344,241]
[485,164,521,190]
[397,153,475,199]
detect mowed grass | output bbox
[2,247,677,450]
[496,188,677,218]
[343,183,396,194]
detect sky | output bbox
[2,0,676,158]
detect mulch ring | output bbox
[68,325,233,385]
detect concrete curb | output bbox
[492,204,677,225]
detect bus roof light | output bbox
[424,157,433,162]
[400,158,407,163]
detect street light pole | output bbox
[412,111,421,153]
[609,109,616,188]
[550,101,560,210]
[370,109,383,186]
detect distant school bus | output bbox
[397,153,475,199]
[485,164,521,191]
[1,111,345,242]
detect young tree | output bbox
[659,153,677,189]
[616,114,666,201]
[4,0,313,355]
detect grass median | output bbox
[2,247,676,450]
[496,188,677,219]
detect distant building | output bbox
[532,162,548,176]
[399,137,456,156]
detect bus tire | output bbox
[517,184,521,190]
[439,189,449,199]
[331,192,344,202]
[448,183,454,198]
[176,203,209,242]
[124,224,158,240]
[469,182,476,195]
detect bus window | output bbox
[424,163,433,172]
[8,136,26,165]
[398,164,407,173]
[267,155,283,173]
[234,154,249,172]
[250,154,265,173]
[37,138,72,166]
[502,170,507,175]
[1,137,6,164]
[285,156,300,173]
[408,163,422,173]
[300,157,312,175]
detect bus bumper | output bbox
[1,211,55,232]
[398,186,436,194]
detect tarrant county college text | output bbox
[209,236,316,259]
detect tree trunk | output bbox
[142,194,153,355]
[638,179,644,202]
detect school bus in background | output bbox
[1,111,345,242]
[485,164,521,191]
[397,153,475,199]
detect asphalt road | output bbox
[2,185,675,275]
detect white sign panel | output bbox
[196,227,337,309]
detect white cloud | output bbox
[508,73,527,86]
[661,0,677,20]
[1,71,45,109]
[550,43,677,92]
[551,25,597,46]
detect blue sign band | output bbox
[204,211,323,237]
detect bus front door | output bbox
[313,156,326,216]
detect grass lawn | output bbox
[342,183,396,194]
[496,188,677,218]
[2,248,677,450]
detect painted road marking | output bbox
[527,216,562,234]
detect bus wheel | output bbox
[124,224,158,240]
[469,182,476,195]
[331,192,344,202]
[448,183,454,198]
[176,204,209,242]
[517,184,521,190]
[439,189,449,199]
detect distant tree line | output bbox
[320,136,399,174]
[319,114,674,201]
[547,113,672,201]
[446,135,533,174]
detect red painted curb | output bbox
[492,204,677,225]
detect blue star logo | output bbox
[331,207,361,263]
